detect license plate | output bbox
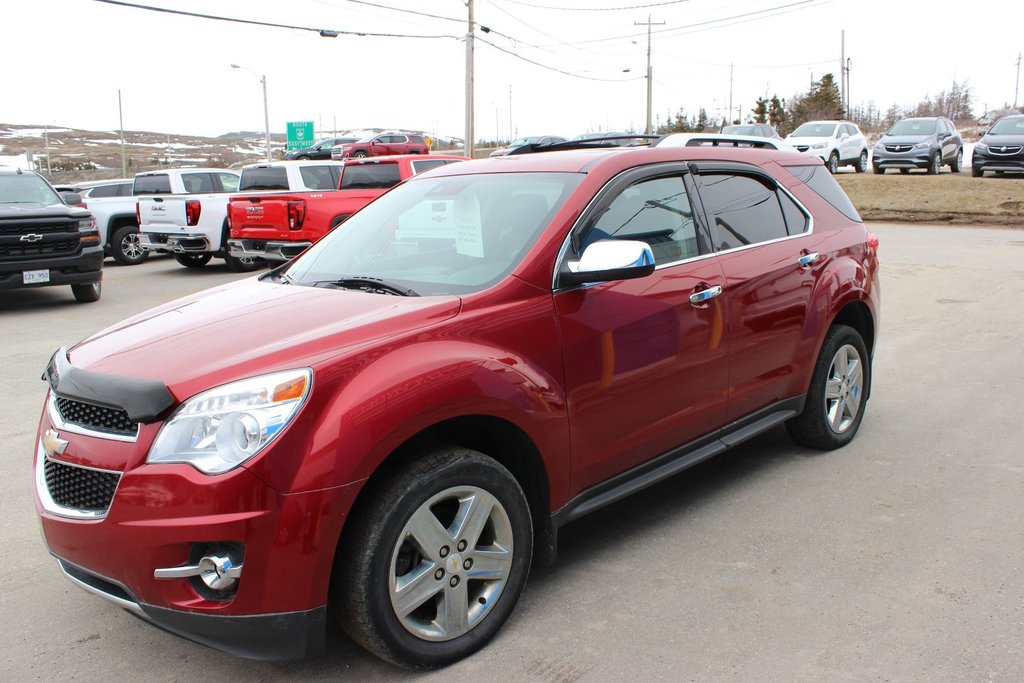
[23,269,50,284]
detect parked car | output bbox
[972,114,1024,177]
[334,133,430,159]
[0,168,102,302]
[571,131,629,141]
[228,154,466,262]
[871,117,963,175]
[785,120,869,173]
[74,179,148,265]
[134,168,258,271]
[721,123,782,139]
[285,137,358,161]
[655,132,795,151]
[33,143,879,668]
[489,135,568,157]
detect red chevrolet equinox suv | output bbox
[34,143,879,667]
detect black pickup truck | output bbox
[0,168,103,302]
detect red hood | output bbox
[69,278,461,401]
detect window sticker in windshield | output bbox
[454,194,484,258]
[397,200,456,239]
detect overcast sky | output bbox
[4,0,1022,141]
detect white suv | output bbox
[785,121,869,174]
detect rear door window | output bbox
[87,184,121,198]
[181,173,216,193]
[239,167,289,191]
[340,164,402,190]
[697,173,790,250]
[299,166,338,190]
[133,174,172,195]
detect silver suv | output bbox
[872,117,963,175]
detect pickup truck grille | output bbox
[0,219,81,260]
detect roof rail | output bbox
[505,134,661,155]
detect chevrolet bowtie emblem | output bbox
[20,234,43,243]
[42,429,69,457]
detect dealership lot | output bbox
[2,222,1022,680]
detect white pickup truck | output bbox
[135,168,259,271]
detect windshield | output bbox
[356,135,376,143]
[282,172,583,295]
[989,117,1024,135]
[509,137,541,146]
[790,123,837,138]
[722,125,759,135]
[886,119,937,136]
[0,173,62,205]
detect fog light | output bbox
[154,553,243,590]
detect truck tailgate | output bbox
[138,196,188,233]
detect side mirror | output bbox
[561,239,655,286]
[61,192,83,206]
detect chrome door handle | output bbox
[689,285,723,305]
[797,252,820,267]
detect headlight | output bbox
[975,142,988,152]
[77,217,96,231]
[914,141,931,149]
[147,369,312,475]
[811,142,827,149]
[874,143,884,151]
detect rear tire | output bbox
[224,254,264,272]
[71,281,101,303]
[786,324,870,450]
[333,446,533,669]
[900,168,910,174]
[111,225,148,266]
[174,253,212,268]
[855,150,868,173]
[950,148,963,173]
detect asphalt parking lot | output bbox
[2,223,1023,681]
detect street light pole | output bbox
[634,16,664,135]
[231,64,272,161]
[465,0,475,158]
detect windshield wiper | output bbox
[310,276,419,297]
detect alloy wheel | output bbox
[388,485,514,642]
[824,344,864,434]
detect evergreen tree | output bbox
[768,96,786,132]
[751,98,769,124]
[696,108,708,132]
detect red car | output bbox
[227,155,467,262]
[34,144,879,667]
[335,132,430,159]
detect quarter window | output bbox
[584,175,702,265]
[698,173,790,250]
[217,173,239,192]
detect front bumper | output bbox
[872,148,933,169]
[0,245,103,290]
[34,397,359,660]
[227,238,311,262]
[972,150,1024,173]
[139,233,211,254]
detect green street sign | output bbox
[287,121,315,150]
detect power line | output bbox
[477,35,641,82]
[90,0,458,39]
[499,0,690,10]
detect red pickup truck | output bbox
[227,154,467,262]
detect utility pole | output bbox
[634,15,664,135]
[118,89,127,177]
[840,30,845,115]
[44,123,51,175]
[728,62,734,125]
[261,74,271,161]
[465,0,475,158]
[1015,52,1022,109]
[509,84,513,143]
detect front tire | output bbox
[353,150,369,159]
[872,165,885,175]
[174,253,212,268]
[927,151,941,175]
[827,152,839,174]
[972,165,984,178]
[855,150,868,173]
[71,281,101,303]
[334,447,533,669]
[786,324,870,450]
[111,225,148,266]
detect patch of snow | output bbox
[0,128,73,138]
[0,152,31,169]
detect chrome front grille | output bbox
[55,396,137,437]
[43,458,120,513]
[885,144,913,152]
[990,145,1023,156]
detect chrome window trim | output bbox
[552,165,815,289]
[35,441,122,521]
[48,391,139,443]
